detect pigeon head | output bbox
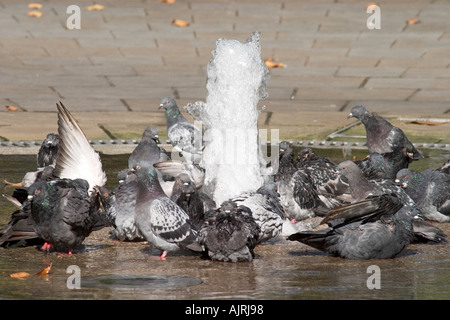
[395,168,418,189]
[27,181,47,201]
[159,97,178,110]
[43,133,60,147]
[297,148,316,162]
[348,105,369,120]
[133,165,158,182]
[279,141,293,154]
[394,206,422,225]
[141,126,160,144]
[220,200,238,214]
[91,185,112,213]
[175,173,196,196]
[257,181,279,198]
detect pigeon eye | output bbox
[35,189,40,194]
[136,165,141,170]
[354,109,358,113]
[403,175,406,179]
[406,211,411,215]
[103,192,108,197]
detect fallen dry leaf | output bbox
[27,10,43,17]
[171,19,190,27]
[365,3,378,10]
[264,58,286,69]
[10,272,32,279]
[86,4,105,11]
[36,263,52,275]
[5,105,18,111]
[160,0,176,3]
[407,120,450,126]
[28,3,43,9]
[406,18,420,25]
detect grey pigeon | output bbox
[198,201,260,262]
[98,169,144,241]
[37,133,60,168]
[28,178,107,254]
[288,197,421,259]
[229,182,285,244]
[348,105,423,161]
[396,168,450,222]
[159,97,203,164]
[133,166,202,260]
[170,172,216,230]
[128,126,170,170]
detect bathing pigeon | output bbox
[229,182,284,244]
[356,151,410,181]
[170,172,216,230]
[198,201,260,262]
[128,126,170,170]
[37,133,60,168]
[396,168,450,222]
[28,178,107,254]
[159,97,203,164]
[154,160,205,189]
[98,169,144,241]
[288,199,421,259]
[348,105,423,161]
[133,166,202,260]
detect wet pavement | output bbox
[0,150,449,300]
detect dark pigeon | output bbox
[356,151,410,181]
[133,166,202,260]
[198,201,260,262]
[229,182,285,244]
[128,126,170,170]
[396,168,450,222]
[159,97,203,164]
[29,178,107,254]
[288,196,421,259]
[170,172,216,230]
[37,133,60,168]
[348,105,423,161]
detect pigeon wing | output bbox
[53,102,107,192]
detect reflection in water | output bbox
[0,149,449,299]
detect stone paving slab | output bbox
[0,0,449,151]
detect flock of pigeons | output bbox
[0,99,449,262]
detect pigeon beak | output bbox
[158,103,164,109]
[347,113,354,119]
[394,179,400,184]
[155,135,160,144]
[27,195,34,200]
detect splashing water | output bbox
[186,32,271,204]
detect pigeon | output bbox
[355,151,410,181]
[288,196,421,260]
[395,168,450,222]
[159,97,203,164]
[338,161,446,242]
[3,134,59,188]
[128,126,170,170]
[154,160,205,189]
[198,201,260,262]
[348,105,423,161]
[133,166,202,260]
[37,133,60,168]
[170,172,216,230]
[27,178,108,254]
[229,182,284,244]
[98,169,144,241]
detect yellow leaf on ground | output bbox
[86,4,105,11]
[160,0,176,3]
[27,10,43,17]
[5,105,18,111]
[171,19,190,27]
[28,3,43,9]
[10,272,32,279]
[36,263,52,275]
[264,58,286,69]
[406,18,420,25]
